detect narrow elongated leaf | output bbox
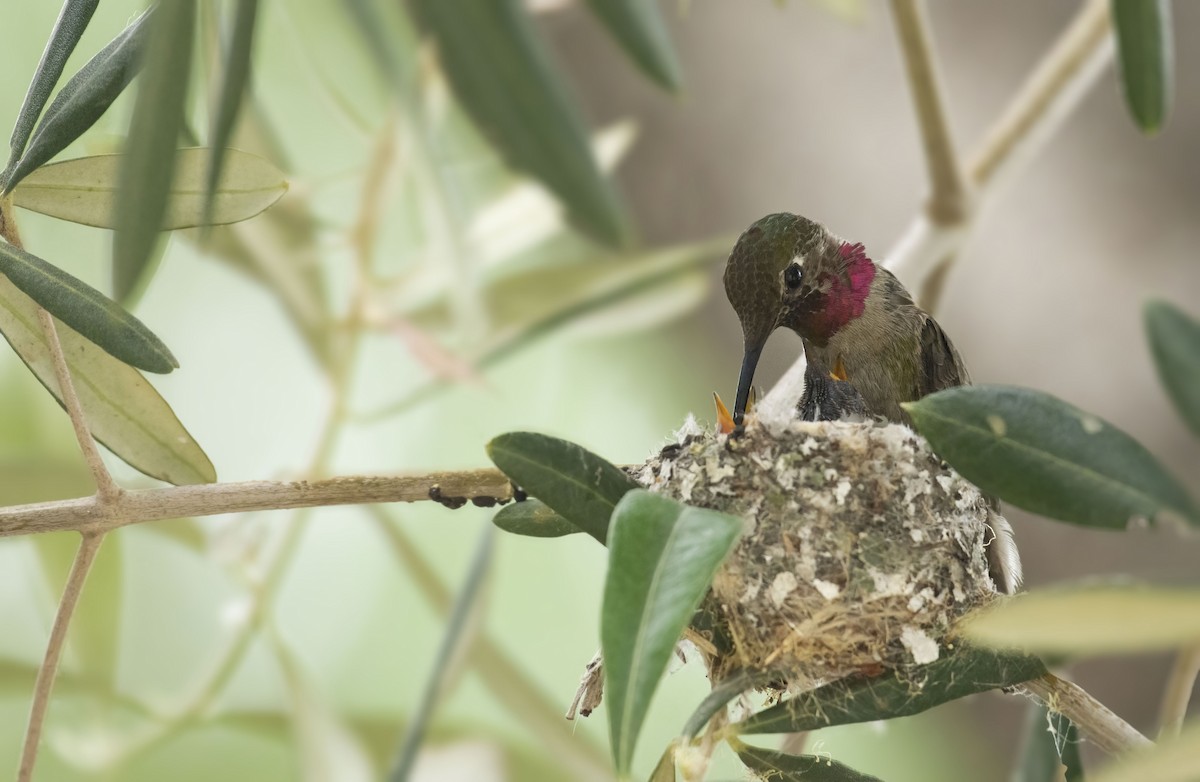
[1015,704,1084,782]
[649,743,676,782]
[602,490,741,775]
[903,385,1200,529]
[142,518,207,551]
[486,432,638,545]
[965,585,1200,656]
[3,9,152,194]
[203,0,260,230]
[492,498,581,538]
[732,739,885,782]
[0,275,213,484]
[372,238,728,419]
[390,527,494,781]
[1092,719,1200,782]
[737,645,1046,734]
[1145,300,1200,437]
[405,239,728,342]
[1111,0,1173,133]
[410,0,629,246]
[0,241,177,373]
[7,0,100,169]
[13,148,286,229]
[35,532,122,684]
[112,0,196,302]
[680,668,786,740]
[584,0,681,92]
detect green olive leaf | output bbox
[12,148,286,229]
[602,490,741,775]
[904,385,1200,530]
[0,274,212,484]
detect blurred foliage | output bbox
[0,1,1195,781]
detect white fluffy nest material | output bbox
[636,418,1004,684]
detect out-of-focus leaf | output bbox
[2,9,152,194]
[35,532,122,684]
[808,0,867,23]
[141,518,207,552]
[965,585,1200,656]
[1111,0,1173,133]
[602,490,741,775]
[390,527,494,782]
[492,498,581,538]
[271,633,376,782]
[0,657,151,717]
[903,385,1200,529]
[0,240,178,374]
[0,455,91,505]
[410,0,629,246]
[203,0,259,230]
[198,192,330,363]
[0,275,213,484]
[649,742,676,782]
[112,0,196,302]
[369,237,729,419]
[1145,300,1200,438]
[1091,719,1200,782]
[486,432,638,545]
[13,148,286,229]
[408,238,729,351]
[1015,704,1084,782]
[736,645,1046,734]
[732,738,884,781]
[583,0,681,91]
[6,0,100,170]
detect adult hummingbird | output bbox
[723,212,1021,593]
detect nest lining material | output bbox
[635,417,1002,684]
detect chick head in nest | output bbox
[636,418,1008,684]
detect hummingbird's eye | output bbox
[784,263,803,290]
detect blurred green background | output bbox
[0,2,1197,780]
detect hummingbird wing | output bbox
[916,314,970,396]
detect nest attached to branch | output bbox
[636,418,1003,686]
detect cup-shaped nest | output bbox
[635,419,1004,685]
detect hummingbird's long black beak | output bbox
[733,345,763,426]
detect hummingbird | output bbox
[723,212,1021,594]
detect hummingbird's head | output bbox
[723,212,877,425]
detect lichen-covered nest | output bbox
[635,418,1003,685]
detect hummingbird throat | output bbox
[804,242,876,342]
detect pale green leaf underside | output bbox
[0,275,215,485]
[13,147,286,229]
[1092,718,1200,782]
[966,585,1200,656]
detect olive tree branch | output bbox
[1157,645,1200,739]
[1020,673,1152,756]
[1,196,125,782]
[888,0,972,225]
[17,532,106,782]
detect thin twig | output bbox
[18,532,106,782]
[1157,645,1200,739]
[37,310,123,502]
[888,0,971,225]
[0,469,515,537]
[370,507,612,782]
[1020,673,1152,757]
